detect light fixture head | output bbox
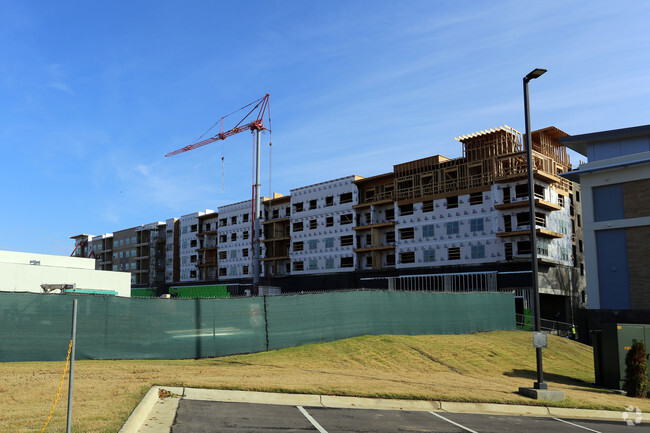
[525,68,547,81]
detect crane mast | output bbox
[165,94,270,293]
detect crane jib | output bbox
[164,94,270,157]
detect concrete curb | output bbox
[439,401,550,417]
[321,395,441,411]
[119,386,184,433]
[547,406,650,422]
[182,388,646,421]
[183,388,322,406]
[118,386,161,433]
[122,387,650,432]
[437,401,650,422]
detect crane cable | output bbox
[193,95,266,144]
[221,138,225,192]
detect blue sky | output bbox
[2,1,650,255]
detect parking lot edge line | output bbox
[552,417,603,433]
[297,405,329,433]
[428,411,479,433]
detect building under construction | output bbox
[71,125,585,323]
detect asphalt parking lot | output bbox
[169,400,648,433]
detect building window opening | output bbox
[399,227,415,240]
[400,251,415,263]
[517,240,531,255]
[469,192,483,205]
[399,203,413,216]
[340,192,353,204]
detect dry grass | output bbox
[1,330,647,433]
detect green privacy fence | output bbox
[131,288,157,298]
[169,284,231,298]
[0,290,514,362]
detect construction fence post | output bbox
[66,299,77,433]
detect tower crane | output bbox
[165,94,271,292]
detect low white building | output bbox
[0,250,131,297]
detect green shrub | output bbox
[624,340,648,398]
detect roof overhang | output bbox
[560,151,650,182]
[559,124,650,157]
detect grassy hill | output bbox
[1,331,645,433]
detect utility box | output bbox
[592,323,650,390]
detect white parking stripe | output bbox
[428,411,479,433]
[297,406,328,433]
[552,417,603,432]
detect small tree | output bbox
[624,340,648,398]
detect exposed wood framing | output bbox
[352,221,396,231]
[496,228,564,239]
[262,217,290,275]
[354,172,395,207]
[383,125,573,205]
[494,198,562,212]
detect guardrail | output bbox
[515,313,574,337]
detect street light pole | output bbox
[524,67,547,390]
